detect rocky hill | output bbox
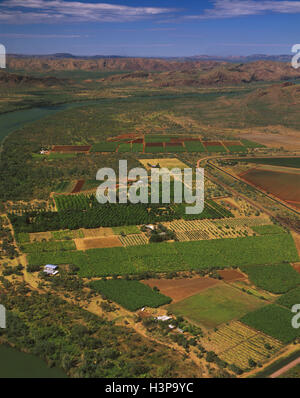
[0,70,66,86]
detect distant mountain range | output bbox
[8,53,293,63]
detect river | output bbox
[0,345,66,378]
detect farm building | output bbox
[156,315,172,322]
[145,224,155,231]
[43,264,59,276]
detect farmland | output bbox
[276,287,300,309]
[8,194,234,233]
[2,57,300,379]
[89,279,171,311]
[142,277,221,303]
[240,168,300,208]
[49,136,260,155]
[240,157,300,169]
[165,218,253,241]
[21,240,76,253]
[240,304,300,344]
[240,263,300,294]
[26,233,299,277]
[168,284,266,328]
[202,321,283,370]
[251,224,287,235]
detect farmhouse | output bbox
[43,264,59,276]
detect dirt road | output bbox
[269,357,300,378]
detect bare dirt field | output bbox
[29,231,52,242]
[52,145,91,153]
[142,277,221,303]
[219,269,247,282]
[240,168,300,206]
[239,126,300,151]
[71,180,85,193]
[291,232,300,257]
[82,227,114,237]
[74,236,122,250]
[292,263,300,273]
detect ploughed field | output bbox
[240,168,300,208]
[142,277,221,303]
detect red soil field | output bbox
[218,269,247,282]
[132,138,143,144]
[293,263,300,274]
[203,141,222,147]
[52,145,91,153]
[108,133,140,142]
[71,180,85,194]
[166,142,183,147]
[146,142,164,147]
[223,141,242,146]
[142,277,220,302]
[240,169,300,206]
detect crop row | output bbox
[119,234,148,247]
[203,321,283,370]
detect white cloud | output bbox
[0,0,177,24]
[186,0,300,20]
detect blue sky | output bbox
[0,0,299,56]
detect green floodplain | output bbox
[0,344,66,378]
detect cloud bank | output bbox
[187,0,300,20]
[0,0,176,24]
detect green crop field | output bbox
[112,225,141,235]
[90,142,118,152]
[117,143,132,153]
[54,181,73,193]
[22,240,76,253]
[145,146,164,153]
[145,136,171,143]
[241,139,266,148]
[205,145,226,153]
[251,224,287,235]
[240,263,300,294]
[240,304,300,344]
[279,365,300,378]
[26,233,299,277]
[89,279,171,311]
[240,157,300,168]
[32,153,76,160]
[168,284,266,328]
[15,232,30,244]
[184,141,206,152]
[276,286,300,309]
[225,145,248,153]
[132,143,143,153]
